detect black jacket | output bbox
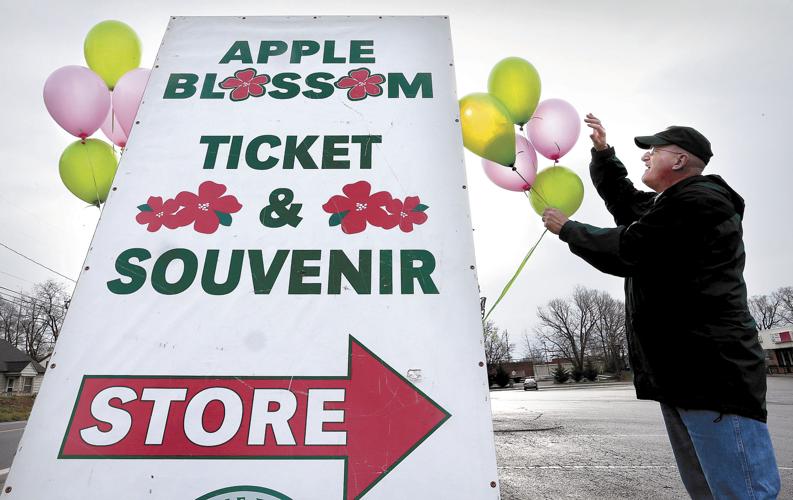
[559,147,767,422]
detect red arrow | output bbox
[60,336,451,499]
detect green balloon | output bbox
[529,165,584,217]
[59,139,118,205]
[84,20,142,89]
[488,57,542,126]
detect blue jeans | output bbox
[660,403,781,499]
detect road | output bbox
[0,421,25,481]
[491,376,793,499]
[1,378,790,497]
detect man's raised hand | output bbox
[585,113,608,151]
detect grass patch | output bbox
[0,396,35,422]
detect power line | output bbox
[0,241,77,283]
[0,287,67,312]
[0,296,65,317]
[0,291,68,315]
[0,269,36,284]
[0,293,33,311]
[0,294,63,342]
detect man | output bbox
[542,114,780,499]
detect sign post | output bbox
[4,16,500,499]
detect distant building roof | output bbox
[0,339,45,374]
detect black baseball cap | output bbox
[634,126,713,165]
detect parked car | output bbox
[523,377,538,391]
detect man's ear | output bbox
[672,154,688,171]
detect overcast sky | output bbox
[2,0,792,355]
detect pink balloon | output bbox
[482,135,538,191]
[101,108,128,148]
[113,68,151,137]
[526,98,581,161]
[43,66,110,138]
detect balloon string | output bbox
[110,109,117,153]
[510,166,551,206]
[484,229,548,321]
[528,186,550,206]
[82,142,102,210]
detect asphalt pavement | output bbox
[1,378,790,497]
[0,421,25,481]
[491,376,793,499]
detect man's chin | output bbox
[641,173,655,190]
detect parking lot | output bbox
[491,377,793,499]
[2,378,790,497]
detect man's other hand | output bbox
[585,113,608,151]
[542,208,569,235]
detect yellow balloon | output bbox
[529,165,584,217]
[59,139,118,205]
[459,93,516,166]
[488,57,542,126]
[84,20,142,89]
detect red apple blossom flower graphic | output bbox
[171,181,243,234]
[388,196,429,233]
[135,196,182,232]
[219,68,270,101]
[334,68,385,101]
[322,180,395,234]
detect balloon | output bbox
[59,139,119,205]
[526,99,581,161]
[113,68,151,136]
[529,165,584,217]
[459,93,516,166]
[482,135,538,191]
[43,66,110,139]
[84,20,142,89]
[487,57,542,127]
[101,108,128,148]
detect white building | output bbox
[758,326,793,374]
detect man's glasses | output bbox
[648,147,683,156]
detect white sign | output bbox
[5,16,500,499]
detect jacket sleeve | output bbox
[559,191,700,278]
[558,221,634,277]
[590,147,656,226]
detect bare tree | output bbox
[774,286,793,325]
[593,291,627,373]
[749,293,785,330]
[15,296,50,362]
[0,280,70,361]
[33,280,69,343]
[534,286,599,372]
[482,320,513,366]
[520,330,546,363]
[0,298,22,347]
